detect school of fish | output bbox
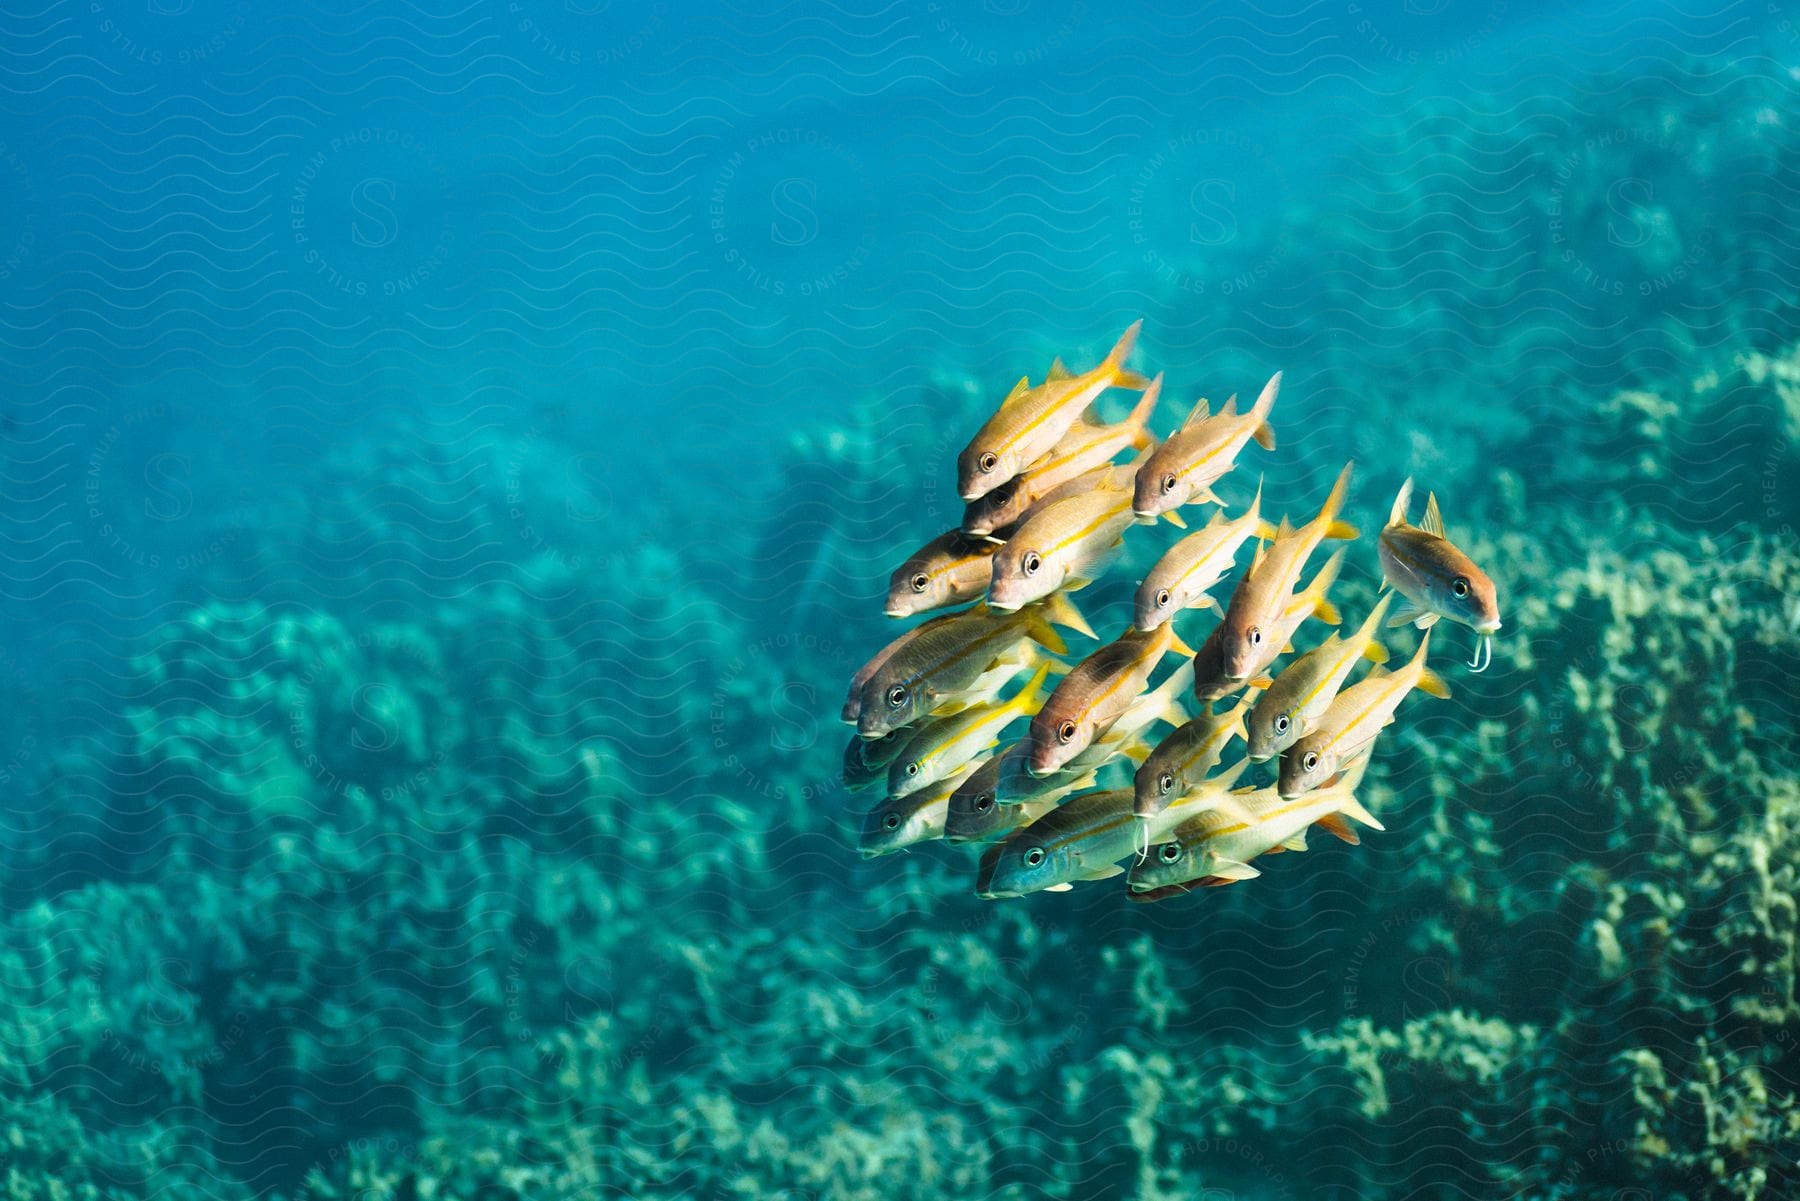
[844,321,1502,901]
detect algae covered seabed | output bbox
[2,3,1798,1199]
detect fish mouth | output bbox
[883,605,910,618]
[988,596,1021,612]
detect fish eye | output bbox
[905,763,919,776]
[910,572,929,593]
[975,794,992,812]
[883,813,901,830]
[1159,843,1181,863]
[1057,720,1077,744]
[1161,473,1177,494]
[1158,772,1174,795]
[1303,751,1319,771]
[979,452,998,473]
[1155,589,1171,608]
[1249,627,1263,646]
[886,684,908,707]
[1452,576,1470,598]
[1274,714,1289,734]
[1022,552,1042,576]
[1024,847,1045,866]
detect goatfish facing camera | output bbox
[1246,593,1392,762]
[1133,691,1253,819]
[988,461,1146,611]
[1129,754,1380,896]
[887,662,1051,798]
[1134,481,1277,631]
[962,375,1162,537]
[1132,371,1279,521]
[958,320,1151,502]
[978,759,1251,898]
[1194,548,1344,703]
[860,762,982,858]
[1378,478,1502,672]
[1028,621,1194,777]
[1278,631,1450,798]
[886,530,1003,618]
[855,597,1088,740]
[944,743,1095,843]
[1218,463,1357,681]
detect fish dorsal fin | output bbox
[1180,397,1211,431]
[1001,375,1031,407]
[1276,515,1293,537]
[1047,358,1073,382]
[1421,492,1446,538]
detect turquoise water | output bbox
[1,2,1797,1197]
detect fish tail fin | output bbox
[1388,476,1414,528]
[1015,659,1054,711]
[1123,374,1163,443]
[1249,370,1280,450]
[1103,319,1149,389]
[1023,614,1069,657]
[1304,547,1345,617]
[1159,620,1198,661]
[1358,593,1395,646]
[1325,520,1359,541]
[1318,462,1353,526]
[1410,630,1452,699]
[1213,756,1251,790]
[1039,591,1096,641]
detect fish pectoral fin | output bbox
[1414,613,1441,630]
[1163,510,1188,529]
[1043,882,1076,892]
[1210,858,1261,881]
[1193,486,1224,505]
[1313,813,1361,845]
[1084,863,1127,882]
[1197,593,1222,614]
[1248,674,1274,690]
[1421,492,1446,538]
[1386,604,1429,628]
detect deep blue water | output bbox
[2,2,1797,1198]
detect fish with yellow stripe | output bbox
[1217,462,1357,681]
[1131,371,1279,522]
[1378,478,1502,672]
[975,760,1251,897]
[885,529,1004,618]
[1133,690,1255,818]
[1128,754,1380,897]
[1278,631,1449,798]
[1028,621,1194,777]
[887,662,1052,798]
[1133,481,1277,630]
[944,742,1099,843]
[986,458,1159,611]
[1193,548,1344,704]
[852,597,1090,740]
[859,761,984,858]
[962,376,1163,538]
[958,321,1152,502]
[1245,593,1392,761]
